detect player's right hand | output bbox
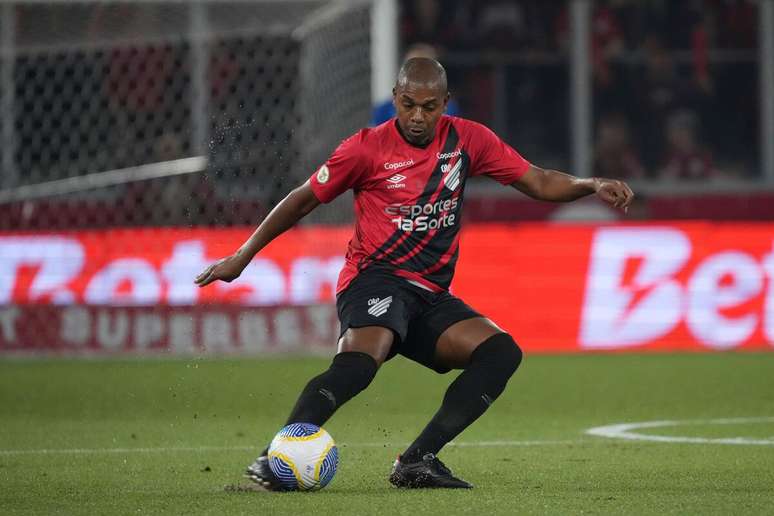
[194,254,247,287]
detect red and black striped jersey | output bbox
[309,115,531,294]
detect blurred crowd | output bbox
[398,0,760,180]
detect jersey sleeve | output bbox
[309,131,369,203]
[465,120,531,185]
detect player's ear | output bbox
[392,86,397,106]
[443,92,450,111]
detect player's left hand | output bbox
[593,178,634,212]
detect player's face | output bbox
[393,82,449,147]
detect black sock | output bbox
[401,333,522,463]
[261,351,378,456]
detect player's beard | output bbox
[404,126,432,147]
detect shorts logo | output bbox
[316,164,330,184]
[367,296,393,317]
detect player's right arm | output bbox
[194,180,320,287]
[195,130,368,287]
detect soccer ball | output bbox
[267,423,338,491]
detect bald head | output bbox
[396,57,448,95]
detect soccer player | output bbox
[195,58,634,489]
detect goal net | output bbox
[0,0,372,228]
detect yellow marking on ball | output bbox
[281,430,323,442]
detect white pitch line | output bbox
[450,439,580,447]
[586,416,774,445]
[0,445,256,456]
[341,439,582,448]
[0,439,583,457]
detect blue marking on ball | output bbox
[277,422,321,438]
[318,445,339,488]
[268,455,299,490]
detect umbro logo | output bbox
[386,174,406,189]
[367,296,393,317]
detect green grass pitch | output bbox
[1,353,773,515]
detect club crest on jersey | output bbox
[367,296,393,317]
[316,164,330,184]
[443,158,463,191]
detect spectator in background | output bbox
[663,1,705,50]
[400,0,464,50]
[593,113,645,180]
[154,132,184,162]
[718,0,757,49]
[589,1,625,89]
[555,0,625,87]
[474,0,532,51]
[556,1,625,114]
[371,43,461,126]
[687,5,717,97]
[631,37,685,167]
[659,110,717,181]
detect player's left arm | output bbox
[511,165,634,210]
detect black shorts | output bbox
[336,269,482,374]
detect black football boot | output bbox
[389,453,473,489]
